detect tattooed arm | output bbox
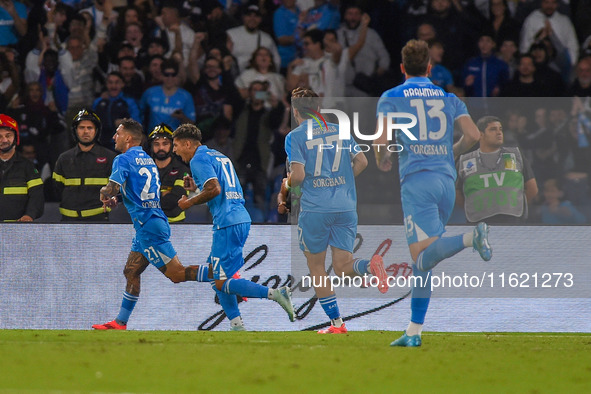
[178,178,221,210]
[100,181,121,210]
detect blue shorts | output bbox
[401,171,455,245]
[131,216,177,269]
[209,222,250,280]
[297,211,357,254]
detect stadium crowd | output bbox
[1,0,590,224]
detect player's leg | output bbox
[92,245,149,330]
[330,212,389,294]
[213,223,295,322]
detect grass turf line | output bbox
[0,330,590,393]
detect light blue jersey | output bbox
[190,145,251,230]
[377,77,468,182]
[139,86,196,131]
[286,121,359,213]
[109,146,168,228]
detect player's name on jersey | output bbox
[312,176,346,188]
[225,191,243,199]
[309,124,338,136]
[402,88,445,97]
[408,144,448,155]
[135,157,156,166]
[142,201,161,208]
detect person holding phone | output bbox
[0,0,28,46]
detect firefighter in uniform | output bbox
[148,123,190,222]
[52,109,117,221]
[0,114,44,222]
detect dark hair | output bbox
[476,116,502,132]
[211,116,232,132]
[248,47,277,72]
[172,123,203,142]
[304,29,324,50]
[119,118,145,141]
[402,39,430,76]
[160,59,179,74]
[118,56,136,66]
[107,71,124,81]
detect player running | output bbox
[173,123,295,330]
[375,40,492,347]
[286,87,389,334]
[92,119,211,330]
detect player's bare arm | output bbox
[289,163,305,187]
[178,178,221,210]
[277,176,290,214]
[100,181,120,210]
[373,116,393,171]
[352,152,368,177]
[453,116,480,160]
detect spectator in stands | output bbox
[530,42,565,96]
[519,0,578,66]
[538,178,587,224]
[273,0,300,73]
[416,22,436,42]
[204,115,234,161]
[501,54,545,97]
[568,56,591,97]
[153,1,195,65]
[92,71,140,149]
[148,123,190,222]
[337,3,390,96]
[36,49,69,115]
[143,54,165,89]
[286,29,330,95]
[0,0,28,46]
[59,33,98,116]
[0,50,19,110]
[0,114,44,222]
[420,0,480,81]
[428,39,462,96]
[226,4,281,72]
[235,47,285,106]
[44,1,69,50]
[233,80,276,213]
[52,109,116,221]
[140,59,195,131]
[462,31,509,97]
[298,0,340,32]
[497,37,519,79]
[118,56,144,101]
[487,0,520,48]
[189,56,240,141]
[6,81,62,172]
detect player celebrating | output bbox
[173,123,295,329]
[375,40,492,346]
[92,119,210,330]
[286,87,389,334]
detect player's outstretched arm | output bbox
[453,116,480,160]
[178,178,221,210]
[289,163,305,187]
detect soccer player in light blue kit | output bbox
[375,40,492,346]
[173,123,295,329]
[92,119,211,330]
[286,87,389,334]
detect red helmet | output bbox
[0,114,19,146]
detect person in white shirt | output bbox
[519,0,578,66]
[225,5,281,73]
[286,29,330,96]
[235,47,285,107]
[154,1,195,67]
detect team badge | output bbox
[463,158,477,176]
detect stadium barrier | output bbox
[0,224,589,332]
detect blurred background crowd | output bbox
[1,0,591,224]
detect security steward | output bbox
[52,109,117,221]
[0,114,44,222]
[148,123,190,222]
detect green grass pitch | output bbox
[1,330,590,393]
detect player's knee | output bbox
[215,279,225,291]
[123,266,138,280]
